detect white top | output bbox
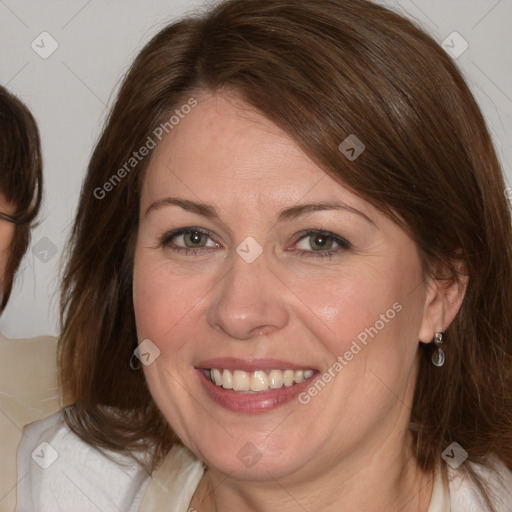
[15,411,512,512]
[15,411,151,512]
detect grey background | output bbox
[0,0,510,338]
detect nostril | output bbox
[253,326,273,337]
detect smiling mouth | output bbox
[202,368,316,392]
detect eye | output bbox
[292,230,351,259]
[160,228,220,254]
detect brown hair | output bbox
[59,0,512,508]
[0,86,43,310]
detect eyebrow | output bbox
[145,197,376,226]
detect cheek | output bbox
[290,265,402,353]
[0,223,14,251]
[0,224,14,286]
[289,257,424,381]
[290,265,423,439]
[132,249,209,357]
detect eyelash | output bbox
[159,228,351,259]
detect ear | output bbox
[418,259,468,344]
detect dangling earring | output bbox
[431,331,445,367]
[130,352,141,370]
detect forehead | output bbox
[141,91,376,220]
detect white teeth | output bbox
[250,371,268,392]
[233,370,250,391]
[283,370,294,387]
[222,369,233,389]
[268,369,284,389]
[212,368,222,386]
[208,368,315,392]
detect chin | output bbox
[192,431,315,481]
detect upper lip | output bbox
[197,357,316,372]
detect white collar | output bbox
[428,461,451,512]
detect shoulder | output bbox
[0,332,58,359]
[448,456,512,512]
[0,333,61,512]
[0,333,61,418]
[0,333,59,400]
[16,409,152,512]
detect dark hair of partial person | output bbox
[58,1,512,509]
[0,85,43,311]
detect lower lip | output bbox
[197,369,318,414]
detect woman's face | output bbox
[133,91,439,482]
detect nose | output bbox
[206,248,290,341]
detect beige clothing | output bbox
[0,334,62,512]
